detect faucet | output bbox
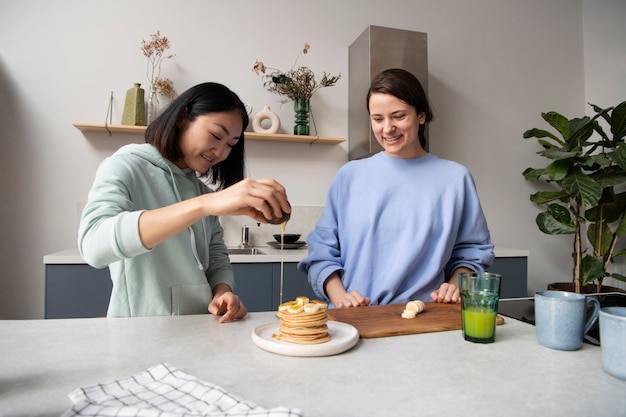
[238,225,251,248]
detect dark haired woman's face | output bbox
[369,93,426,159]
[176,111,243,172]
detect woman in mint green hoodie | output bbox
[78,83,291,320]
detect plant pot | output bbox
[547,282,626,294]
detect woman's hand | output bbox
[137,178,290,250]
[430,282,460,303]
[205,178,290,224]
[324,273,371,308]
[333,291,371,308]
[431,267,473,303]
[208,285,247,323]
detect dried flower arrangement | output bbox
[141,30,176,99]
[252,43,341,103]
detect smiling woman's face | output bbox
[176,111,243,172]
[369,93,426,159]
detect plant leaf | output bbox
[566,116,595,149]
[530,190,569,204]
[610,101,626,141]
[560,168,603,206]
[536,204,575,234]
[522,167,544,182]
[537,148,578,161]
[544,159,570,181]
[610,142,626,169]
[581,255,605,285]
[523,127,561,143]
[608,272,626,283]
[542,112,571,140]
[587,222,613,257]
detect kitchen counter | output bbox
[0,312,623,416]
[44,247,529,264]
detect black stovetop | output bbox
[497,292,626,345]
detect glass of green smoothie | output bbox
[459,272,501,344]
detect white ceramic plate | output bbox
[252,321,359,357]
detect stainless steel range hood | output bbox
[348,26,428,160]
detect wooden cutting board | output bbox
[327,302,505,338]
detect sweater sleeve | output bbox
[204,216,236,291]
[78,157,152,269]
[444,172,495,279]
[297,176,344,301]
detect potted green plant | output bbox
[522,100,626,293]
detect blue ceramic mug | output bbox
[535,290,600,351]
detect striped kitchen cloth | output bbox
[61,363,302,417]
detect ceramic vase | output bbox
[252,106,280,134]
[121,83,145,126]
[146,86,159,125]
[293,98,310,135]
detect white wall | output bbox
[0,0,624,319]
[582,0,626,289]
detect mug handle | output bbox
[583,297,601,335]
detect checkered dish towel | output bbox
[61,363,302,417]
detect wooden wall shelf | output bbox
[72,123,345,145]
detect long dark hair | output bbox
[145,82,249,189]
[366,69,433,148]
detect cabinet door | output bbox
[45,265,112,318]
[232,263,274,312]
[272,263,317,309]
[487,257,528,298]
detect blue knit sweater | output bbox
[298,152,494,306]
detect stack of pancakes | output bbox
[273,297,331,344]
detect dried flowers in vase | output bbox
[141,30,176,124]
[252,43,341,103]
[252,43,340,135]
[141,30,176,100]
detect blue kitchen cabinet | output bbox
[272,262,317,307]
[44,256,527,318]
[230,263,316,312]
[230,263,274,312]
[487,257,528,298]
[45,264,113,319]
[44,262,312,318]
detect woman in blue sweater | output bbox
[79,82,290,319]
[298,69,494,308]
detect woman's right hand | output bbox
[205,178,290,223]
[333,291,371,308]
[324,273,371,308]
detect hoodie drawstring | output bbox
[167,166,207,271]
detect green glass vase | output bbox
[293,98,310,135]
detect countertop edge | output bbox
[44,247,529,265]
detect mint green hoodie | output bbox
[78,143,235,317]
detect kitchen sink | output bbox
[227,248,266,255]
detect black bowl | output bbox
[273,234,301,244]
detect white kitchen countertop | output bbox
[0,312,623,416]
[44,247,529,265]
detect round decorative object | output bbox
[252,106,280,134]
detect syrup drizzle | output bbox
[279,220,286,306]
